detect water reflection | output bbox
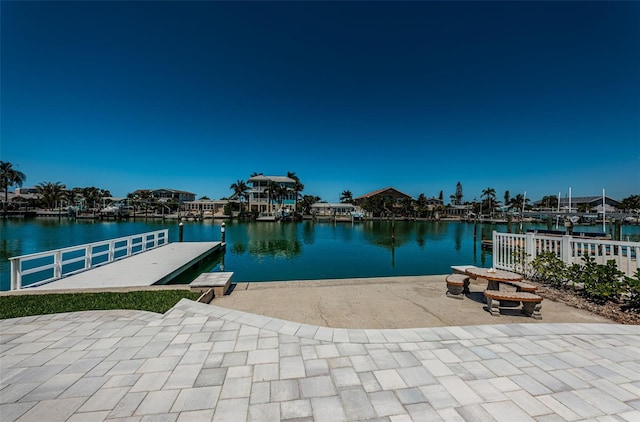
[3,218,640,289]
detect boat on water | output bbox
[351,210,365,221]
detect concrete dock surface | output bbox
[30,242,221,291]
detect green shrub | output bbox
[580,256,624,304]
[530,252,568,289]
[622,270,640,309]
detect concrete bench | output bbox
[450,265,477,275]
[505,281,538,293]
[446,274,470,299]
[483,290,543,319]
[190,272,234,301]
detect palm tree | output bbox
[510,193,530,214]
[504,190,511,210]
[65,189,78,209]
[230,180,248,214]
[481,187,496,215]
[340,190,354,204]
[36,181,65,209]
[1,161,27,215]
[540,195,559,210]
[264,180,279,213]
[288,172,304,213]
[81,187,100,210]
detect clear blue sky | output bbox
[2,1,639,203]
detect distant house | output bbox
[183,199,239,217]
[247,175,297,213]
[148,189,196,204]
[354,187,413,208]
[534,196,620,212]
[310,202,356,217]
[445,204,472,217]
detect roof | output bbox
[247,175,295,184]
[534,196,620,206]
[355,187,413,200]
[152,188,196,195]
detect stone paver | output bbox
[1,301,639,421]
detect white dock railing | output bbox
[492,230,639,277]
[9,230,169,290]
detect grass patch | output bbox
[0,290,202,320]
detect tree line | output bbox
[3,161,640,217]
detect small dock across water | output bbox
[27,242,222,291]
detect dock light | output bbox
[221,222,226,243]
[179,222,184,242]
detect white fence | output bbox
[9,230,169,290]
[492,230,639,277]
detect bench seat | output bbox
[505,281,538,293]
[446,274,470,299]
[483,290,543,319]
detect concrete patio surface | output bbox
[2,296,640,421]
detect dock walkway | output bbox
[31,242,221,291]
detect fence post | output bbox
[54,250,62,278]
[561,235,572,266]
[492,231,498,268]
[109,240,115,262]
[525,232,535,273]
[10,258,21,290]
[85,245,92,270]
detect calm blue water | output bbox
[2,218,639,291]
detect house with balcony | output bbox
[147,188,196,204]
[247,175,297,214]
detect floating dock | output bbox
[31,242,222,291]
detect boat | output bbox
[351,210,365,221]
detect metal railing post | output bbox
[109,240,115,262]
[54,251,62,279]
[10,258,21,290]
[85,245,92,270]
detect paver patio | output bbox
[1,299,639,421]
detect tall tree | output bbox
[288,172,304,212]
[416,193,428,218]
[340,190,354,204]
[540,195,559,210]
[453,182,463,205]
[0,161,27,215]
[300,195,321,215]
[230,180,248,213]
[36,181,65,209]
[504,190,511,209]
[264,180,279,213]
[481,187,496,214]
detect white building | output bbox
[247,175,297,214]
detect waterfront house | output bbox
[141,188,196,204]
[354,187,413,208]
[247,175,297,214]
[533,195,620,213]
[310,202,358,219]
[183,199,240,218]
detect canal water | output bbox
[2,218,639,291]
